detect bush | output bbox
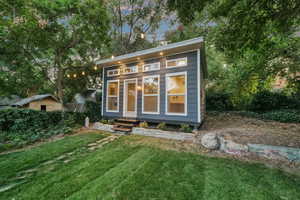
[206,91,234,111]
[179,124,192,133]
[139,121,149,128]
[249,90,300,111]
[0,109,86,152]
[85,101,101,122]
[157,122,167,130]
[237,109,300,123]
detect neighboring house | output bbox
[11,94,63,112]
[0,95,21,110]
[97,37,207,127]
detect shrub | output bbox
[139,121,149,128]
[179,124,193,133]
[206,91,234,111]
[249,90,300,111]
[261,110,300,123]
[85,101,101,122]
[157,122,167,130]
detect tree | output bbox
[107,0,167,55]
[167,0,300,98]
[0,0,110,102]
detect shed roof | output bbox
[96,37,204,66]
[11,94,59,106]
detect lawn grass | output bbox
[0,133,299,200]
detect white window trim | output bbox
[166,57,188,68]
[123,78,138,117]
[122,65,138,75]
[165,71,187,116]
[142,62,161,72]
[106,79,119,112]
[107,69,120,77]
[142,75,160,115]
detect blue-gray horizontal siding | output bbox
[103,50,200,124]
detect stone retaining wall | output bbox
[91,122,114,132]
[132,127,194,141]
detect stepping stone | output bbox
[42,160,56,165]
[64,159,72,163]
[0,181,26,193]
[24,168,38,173]
[57,155,67,160]
[88,143,97,147]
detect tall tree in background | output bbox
[167,0,300,105]
[0,0,110,102]
[107,0,168,55]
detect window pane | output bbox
[144,96,158,113]
[144,63,160,71]
[108,82,118,96]
[168,95,185,113]
[167,60,177,67]
[144,77,159,94]
[177,59,187,66]
[167,75,185,94]
[108,97,118,110]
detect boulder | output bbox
[201,133,220,150]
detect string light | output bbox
[111,55,115,59]
[159,52,163,56]
[94,66,97,70]
[81,71,85,75]
[67,74,70,78]
[141,33,145,39]
[73,74,77,78]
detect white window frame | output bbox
[122,65,138,75]
[107,69,120,77]
[166,57,188,68]
[143,62,160,72]
[142,75,160,115]
[165,71,187,116]
[106,79,119,112]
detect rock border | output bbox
[199,133,300,162]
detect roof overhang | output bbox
[96,37,204,66]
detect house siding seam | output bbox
[103,51,201,124]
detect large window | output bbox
[106,80,119,112]
[166,57,187,68]
[166,72,187,115]
[143,62,160,72]
[142,75,159,114]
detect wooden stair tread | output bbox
[114,122,134,127]
[112,127,131,132]
[116,118,138,123]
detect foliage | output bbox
[249,90,300,111]
[157,122,167,130]
[107,0,166,55]
[85,101,102,122]
[139,121,149,128]
[100,119,108,124]
[206,90,234,111]
[179,124,192,133]
[238,110,300,124]
[1,0,110,100]
[0,108,86,151]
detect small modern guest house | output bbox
[97,37,207,130]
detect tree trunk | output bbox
[57,67,65,120]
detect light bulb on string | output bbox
[73,74,77,78]
[82,71,85,75]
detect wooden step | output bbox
[112,127,132,132]
[114,122,134,127]
[116,118,138,123]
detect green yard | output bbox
[0,132,299,200]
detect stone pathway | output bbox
[0,135,121,193]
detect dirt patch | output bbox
[197,112,300,148]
